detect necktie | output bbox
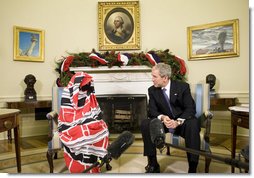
[162,88,175,133]
[162,88,174,115]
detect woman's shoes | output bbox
[145,164,160,173]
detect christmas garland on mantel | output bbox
[55,49,187,87]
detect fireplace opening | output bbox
[97,94,147,133]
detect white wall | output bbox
[0,0,249,138]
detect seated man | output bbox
[58,72,109,173]
[140,63,200,173]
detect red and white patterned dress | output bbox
[58,72,109,173]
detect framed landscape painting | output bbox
[13,26,45,62]
[187,19,239,60]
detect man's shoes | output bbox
[188,162,198,173]
[145,164,149,171]
[188,167,197,173]
[145,164,160,173]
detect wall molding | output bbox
[215,92,249,104]
[0,91,249,139]
[0,92,248,108]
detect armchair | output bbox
[46,87,63,173]
[165,83,213,173]
[46,87,112,173]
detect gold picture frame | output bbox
[13,26,45,62]
[98,1,140,51]
[187,19,239,60]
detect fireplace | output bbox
[70,66,152,133]
[97,94,147,133]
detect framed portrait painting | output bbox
[187,19,239,60]
[98,1,140,51]
[13,26,45,62]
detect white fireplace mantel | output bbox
[70,66,153,96]
[69,66,151,73]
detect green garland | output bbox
[55,49,187,87]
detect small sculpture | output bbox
[206,74,216,97]
[24,74,37,102]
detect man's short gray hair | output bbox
[154,63,172,79]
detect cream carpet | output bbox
[0,153,244,174]
[0,142,247,174]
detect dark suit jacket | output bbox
[148,80,196,120]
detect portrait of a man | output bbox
[98,1,140,50]
[104,8,134,44]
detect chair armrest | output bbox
[199,110,214,139]
[46,111,59,141]
[204,110,214,121]
[46,111,58,123]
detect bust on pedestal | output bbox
[206,74,216,97]
[24,74,37,102]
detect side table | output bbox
[6,100,51,142]
[210,97,236,110]
[0,109,21,173]
[228,106,249,173]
